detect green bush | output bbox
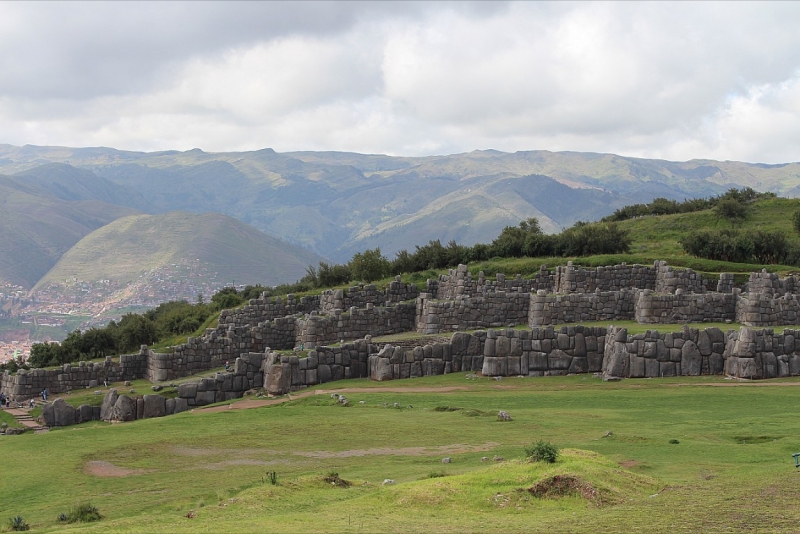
[60,503,102,523]
[525,440,559,463]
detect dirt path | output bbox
[194,386,470,413]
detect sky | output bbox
[1,1,799,163]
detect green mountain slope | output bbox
[0,175,140,288]
[34,212,326,290]
[1,145,800,264]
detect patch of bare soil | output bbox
[294,442,499,459]
[619,460,642,468]
[528,475,598,500]
[84,461,152,478]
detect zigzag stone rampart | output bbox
[8,261,800,415]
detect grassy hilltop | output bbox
[34,211,325,291]
[457,195,800,282]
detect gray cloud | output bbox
[0,1,799,163]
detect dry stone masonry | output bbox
[9,260,800,426]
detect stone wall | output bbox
[725,327,800,379]
[296,303,416,348]
[528,290,636,326]
[265,338,376,394]
[736,293,800,326]
[554,263,656,293]
[747,270,798,297]
[430,264,552,299]
[635,290,737,324]
[0,351,149,402]
[478,326,607,377]
[603,326,728,378]
[164,317,298,381]
[218,293,320,328]
[319,279,419,313]
[368,341,463,381]
[175,352,265,409]
[653,261,709,294]
[416,292,531,334]
[10,260,800,404]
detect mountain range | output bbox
[2,143,800,298]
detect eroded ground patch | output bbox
[84,461,152,477]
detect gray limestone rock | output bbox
[142,395,166,418]
[50,398,76,427]
[112,395,137,422]
[681,341,702,376]
[41,402,55,427]
[100,388,119,420]
[369,356,393,381]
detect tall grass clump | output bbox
[8,515,29,531]
[59,503,102,523]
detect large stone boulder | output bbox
[681,340,702,376]
[100,389,119,420]
[77,404,95,423]
[266,364,291,395]
[52,398,76,427]
[369,355,392,381]
[142,395,166,418]
[41,402,55,427]
[111,395,137,422]
[482,356,506,376]
[603,340,629,378]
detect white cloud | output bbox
[0,1,799,162]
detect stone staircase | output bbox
[2,405,48,434]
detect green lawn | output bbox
[3,373,800,532]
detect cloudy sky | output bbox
[1,1,799,163]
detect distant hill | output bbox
[34,211,326,291]
[2,144,800,265]
[13,162,153,212]
[0,174,140,288]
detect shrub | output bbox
[9,516,29,531]
[264,470,278,485]
[61,503,102,523]
[525,440,559,463]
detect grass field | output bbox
[3,373,800,533]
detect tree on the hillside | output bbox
[29,342,62,368]
[116,313,158,352]
[211,287,245,310]
[316,261,351,287]
[349,248,390,283]
[491,218,543,258]
[792,210,800,235]
[714,199,748,224]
